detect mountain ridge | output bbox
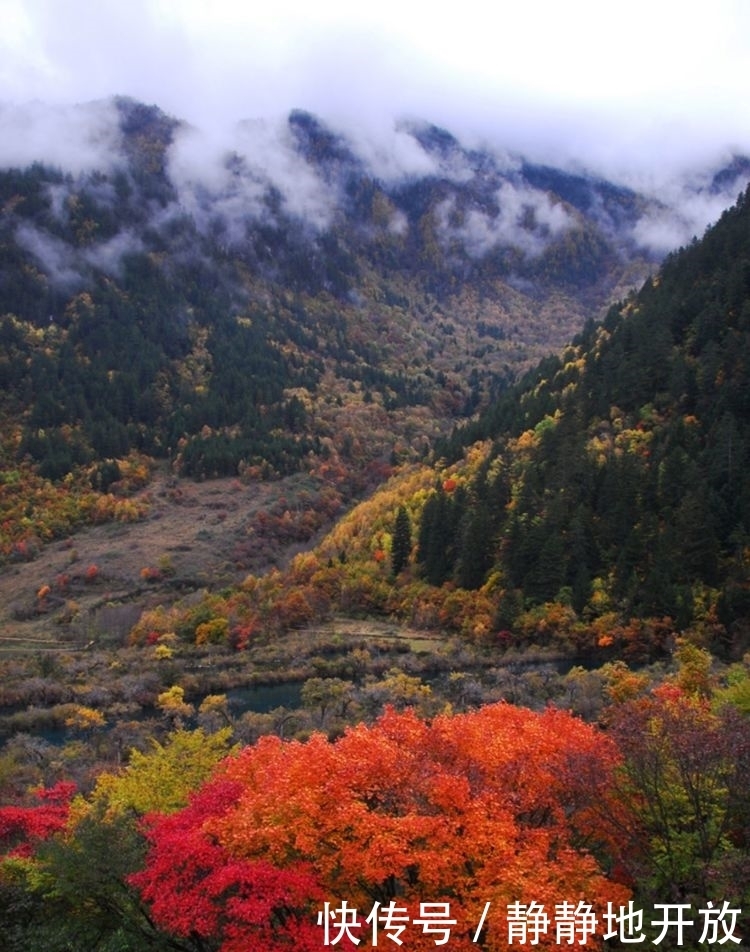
[3,98,746,485]
[1,98,750,652]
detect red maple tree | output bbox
[130,778,325,951]
[0,781,76,858]
[133,704,630,950]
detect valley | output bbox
[1,99,750,951]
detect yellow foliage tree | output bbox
[84,727,236,819]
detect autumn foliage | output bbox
[0,781,76,858]
[605,683,750,907]
[130,779,324,951]
[132,704,630,950]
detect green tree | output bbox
[390,504,412,577]
[454,502,493,589]
[300,676,353,727]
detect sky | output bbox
[1,0,750,183]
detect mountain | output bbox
[2,98,750,653]
[309,185,750,661]
[113,181,750,666]
[2,97,745,491]
[5,105,750,951]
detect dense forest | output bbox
[1,101,750,949]
[145,186,750,666]
[0,97,714,486]
[416,187,750,654]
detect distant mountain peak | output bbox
[710,154,750,194]
[287,109,358,168]
[113,96,182,181]
[399,119,462,158]
[113,96,179,137]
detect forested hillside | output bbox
[135,184,750,667]
[1,97,739,492]
[412,185,750,656]
[2,102,750,951]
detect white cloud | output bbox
[83,229,144,277]
[1,0,749,180]
[629,174,744,254]
[344,123,440,182]
[439,182,575,258]
[234,120,337,228]
[0,100,122,174]
[166,117,338,235]
[15,222,82,288]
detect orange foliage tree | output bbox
[133,703,630,950]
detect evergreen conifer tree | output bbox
[391,505,412,578]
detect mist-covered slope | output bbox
[103,183,750,670]
[2,97,747,486]
[405,185,750,657]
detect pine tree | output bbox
[391,505,412,578]
[417,489,451,585]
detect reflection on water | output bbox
[226,682,302,714]
[4,681,305,749]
